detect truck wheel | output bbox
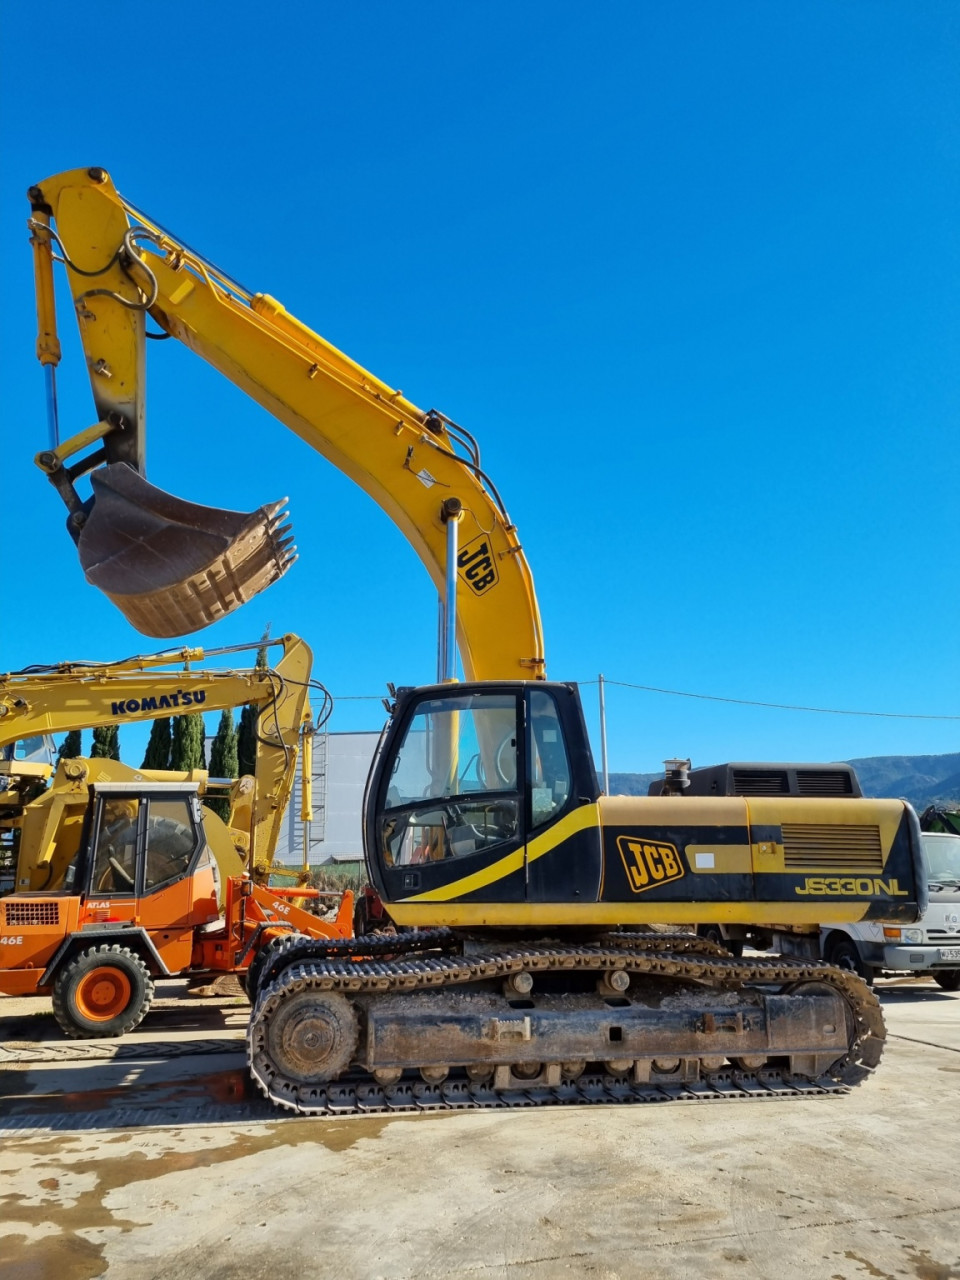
[697,924,744,958]
[52,945,155,1038]
[934,970,960,992]
[826,935,875,986]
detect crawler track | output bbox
[248,932,885,1116]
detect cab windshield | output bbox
[385,693,519,807]
[381,692,520,866]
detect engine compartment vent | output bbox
[795,770,857,797]
[650,762,863,799]
[781,823,884,871]
[732,769,790,795]
[3,900,60,927]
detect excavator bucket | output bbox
[76,463,296,637]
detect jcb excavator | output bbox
[0,634,353,1036]
[23,167,926,1110]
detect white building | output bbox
[280,730,380,867]
[205,729,380,869]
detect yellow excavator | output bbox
[1,633,316,892]
[22,167,927,1110]
[0,635,354,1036]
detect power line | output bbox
[580,679,960,721]
[331,683,959,721]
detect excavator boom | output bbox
[28,168,544,681]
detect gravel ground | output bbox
[1,976,958,1280]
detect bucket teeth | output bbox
[75,463,296,637]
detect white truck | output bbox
[697,830,960,990]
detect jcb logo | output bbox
[457,535,499,596]
[617,837,685,894]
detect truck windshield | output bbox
[924,835,960,885]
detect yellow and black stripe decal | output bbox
[398,804,601,903]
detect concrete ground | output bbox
[1,977,958,1280]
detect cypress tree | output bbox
[237,634,270,778]
[57,729,83,763]
[236,702,258,779]
[91,725,120,760]
[207,709,238,820]
[141,718,172,769]
[171,713,207,772]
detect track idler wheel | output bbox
[783,976,883,1085]
[257,989,358,1084]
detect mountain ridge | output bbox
[607,752,960,810]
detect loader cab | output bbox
[72,783,219,919]
[364,681,601,910]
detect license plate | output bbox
[939,947,960,962]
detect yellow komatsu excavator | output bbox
[1,633,317,892]
[0,635,354,1036]
[22,167,927,1111]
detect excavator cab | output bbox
[364,681,602,921]
[365,681,928,934]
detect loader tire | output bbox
[52,944,154,1039]
[934,970,960,992]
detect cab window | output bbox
[144,798,198,890]
[91,798,141,894]
[528,690,571,828]
[382,692,520,865]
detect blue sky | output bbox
[1,0,957,774]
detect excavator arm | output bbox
[0,634,315,886]
[28,167,545,682]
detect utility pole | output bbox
[598,673,610,795]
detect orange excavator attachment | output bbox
[76,464,296,637]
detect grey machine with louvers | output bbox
[648,762,862,798]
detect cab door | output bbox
[83,794,142,923]
[136,792,218,971]
[523,686,604,903]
